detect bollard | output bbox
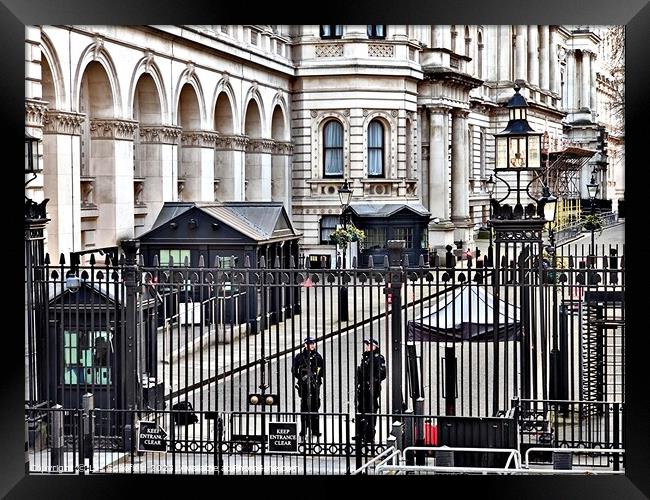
[552,450,573,470]
[82,393,94,463]
[414,398,425,466]
[435,445,454,467]
[404,410,414,465]
[392,420,403,451]
[50,405,64,471]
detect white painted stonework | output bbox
[25,25,624,261]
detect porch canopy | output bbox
[407,285,522,342]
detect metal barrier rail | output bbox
[524,447,625,469]
[401,446,522,469]
[350,446,396,475]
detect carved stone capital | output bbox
[247,138,276,154]
[272,141,294,155]
[89,118,139,140]
[181,130,219,148]
[215,134,249,151]
[43,110,86,136]
[451,108,470,119]
[25,99,49,128]
[139,125,183,145]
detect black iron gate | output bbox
[25,240,625,474]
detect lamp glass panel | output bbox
[527,136,541,169]
[496,136,508,169]
[508,136,526,168]
[543,200,557,222]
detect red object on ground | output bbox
[423,420,438,446]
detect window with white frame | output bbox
[323,120,344,177]
[320,215,339,244]
[393,227,414,248]
[320,25,343,39]
[367,119,385,177]
[367,25,386,39]
[365,227,386,250]
[63,330,112,385]
[159,249,191,266]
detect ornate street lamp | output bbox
[537,184,558,248]
[493,83,544,219]
[25,131,43,175]
[489,83,547,407]
[586,173,600,261]
[486,174,496,266]
[337,178,353,321]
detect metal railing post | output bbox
[50,404,64,472]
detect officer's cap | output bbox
[303,336,316,344]
[363,338,379,347]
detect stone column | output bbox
[42,109,85,259]
[566,49,576,110]
[527,25,539,87]
[215,135,248,201]
[498,26,511,81]
[515,25,528,82]
[180,130,218,202]
[581,50,591,110]
[89,118,138,247]
[418,106,430,210]
[451,109,472,244]
[549,27,560,95]
[271,141,294,212]
[138,125,182,230]
[428,106,450,221]
[539,26,550,91]
[588,52,597,113]
[246,139,274,201]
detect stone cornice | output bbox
[43,110,86,136]
[423,68,483,90]
[247,138,276,154]
[181,130,219,148]
[272,141,294,155]
[25,99,49,128]
[451,108,470,119]
[90,119,139,140]
[139,125,183,145]
[215,134,249,151]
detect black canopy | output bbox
[407,285,522,342]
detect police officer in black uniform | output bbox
[356,338,386,443]
[292,337,324,439]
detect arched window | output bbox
[323,120,344,177]
[367,120,385,177]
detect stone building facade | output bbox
[24,25,624,264]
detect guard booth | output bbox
[137,201,302,333]
[346,202,431,268]
[45,277,159,429]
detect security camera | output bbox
[65,276,82,293]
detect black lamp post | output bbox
[338,178,352,322]
[489,83,546,408]
[25,131,48,405]
[586,173,600,263]
[486,174,496,266]
[538,184,558,249]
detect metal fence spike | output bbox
[383,255,389,268]
[244,255,251,268]
[403,254,410,268]
[89,254,96,266]
[419,254,425,267]
[259,256,266,268]
[198,255,205,268]
[368,255,374,268]
[44,253,50,265]
[59,253,66,265]
[352,256,357,269]
[153,255,159,267]
[274,256,281,269]
[183,255,190,267]
[289,255,296,269]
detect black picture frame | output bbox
[6,5,649,497]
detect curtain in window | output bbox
[324,121,344,176]
[368,120,384,176]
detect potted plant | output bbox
[329,226,366,247]
[581,213,604,235]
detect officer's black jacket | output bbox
[357,350,386,394]
[292,349,324,389]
